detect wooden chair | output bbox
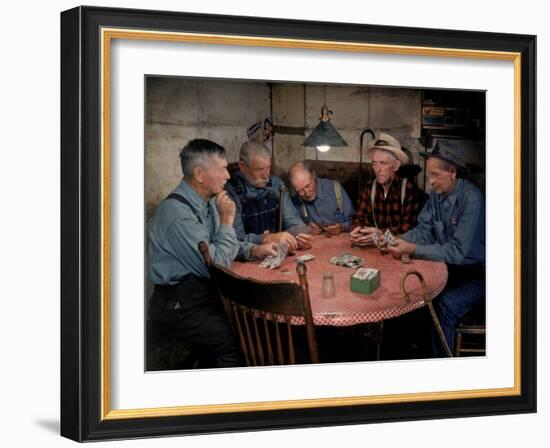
[198,241,319,366]
[454,305,486,357]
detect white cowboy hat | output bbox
[365,132,409,165]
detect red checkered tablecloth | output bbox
[230,234,448,326]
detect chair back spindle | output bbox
[198,241,319,366]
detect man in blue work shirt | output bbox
[227,140,313,251]
[148,139,277,368]
[288,161,355,235]
[388,140,485,356]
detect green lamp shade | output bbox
[303,119,348,148]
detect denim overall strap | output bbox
[241,190,280,235]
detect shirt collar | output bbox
[438,178,464,207]
[375,174,402,193]
[174,179,209,214]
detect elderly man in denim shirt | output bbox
[288,161,355,235]
[149,139,277,368]
[388,140,485,356]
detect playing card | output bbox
[384,229,396,246]
[260,241,289,269]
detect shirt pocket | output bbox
[434,220,446,243]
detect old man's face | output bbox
[371,149,400,187]
[201,155,231,195]
[240,154,271,188]
[427,157,457,195]
[291,170,317,202]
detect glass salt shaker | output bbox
[322,272,336,299]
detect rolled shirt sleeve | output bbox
[236,240,255,261]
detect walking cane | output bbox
[278,184,287,232]
[400,270,453,357]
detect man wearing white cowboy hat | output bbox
[388,139,485,356]
[350,132,425,247]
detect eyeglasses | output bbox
[296,179,315,194]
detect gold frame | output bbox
[99,28,522,421]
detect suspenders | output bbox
[166,193,203,224]
[370,178,407,230]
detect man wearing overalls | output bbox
[227,140,313,251]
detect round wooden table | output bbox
[230,234,448,326]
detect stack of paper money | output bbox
[296,253,315,263]
[330,252,363,268]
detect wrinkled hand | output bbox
[296,233,313,250]
[263,231,298,252]
[215,191,236,226]
[309,222,323,235]
[325,223,343,236]
[349,226,381,247]
[250,242,278,259]
[387,238,416,258]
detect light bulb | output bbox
[317,145,331,152]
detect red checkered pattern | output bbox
[230,234,448,326]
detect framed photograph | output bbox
[61,5,536,442]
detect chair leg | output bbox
[426,302,453,357]
[455,331,463,357]
[376,321,384,361]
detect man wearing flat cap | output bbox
[388,139,485,356]
[350,132,426,247]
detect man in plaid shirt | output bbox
[350,133,426,246]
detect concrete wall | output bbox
[145,77,272,216]
[146,77,424,215]
[273,83,422,174]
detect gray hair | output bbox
[239,140,271,165]
[288,161,316,180]
[179,139,225,179]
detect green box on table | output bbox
[350,268,381,295]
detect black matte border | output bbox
[60,5,536,442]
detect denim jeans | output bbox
[432,265,485,357]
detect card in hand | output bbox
[260,241,289,269]
[384,229,397,246]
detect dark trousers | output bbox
[149,275,242,368]
[432,264,485,357]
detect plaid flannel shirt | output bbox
[351,175,426,235]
